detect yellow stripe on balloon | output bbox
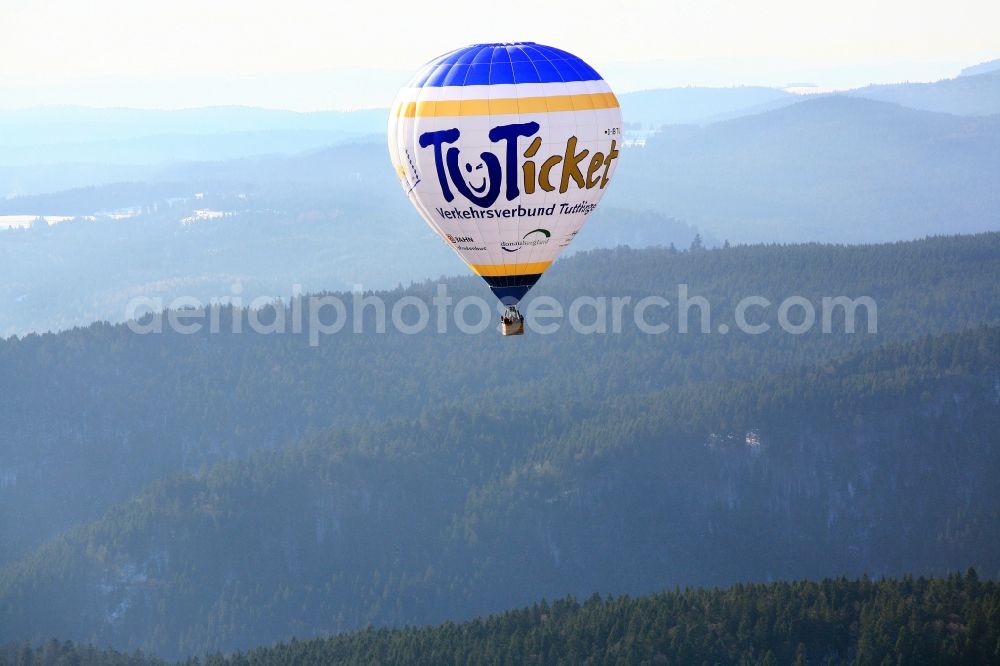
[394,92,619,118]
[468,261,552,277]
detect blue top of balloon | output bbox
[411,42,604,88]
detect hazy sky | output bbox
[1,0,997,109]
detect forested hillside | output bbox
[2,234,998,570]
[190,572,1000,665]
[0,316,996,655]
[3,573,997,665]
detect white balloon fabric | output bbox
[388,42,623,306]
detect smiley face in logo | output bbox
[464,161,489,194]
[445,145,502,207]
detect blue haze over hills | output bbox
[0,63,998,337]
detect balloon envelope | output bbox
[388,42,622,305]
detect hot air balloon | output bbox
[388,42,622,335]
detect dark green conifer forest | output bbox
[3,573,998,665]
[1,235,998,659]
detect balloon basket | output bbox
[501,307,525,336]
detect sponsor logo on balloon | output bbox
[501,228,551,252]
[444,233,487,251]
[419,122,619,208]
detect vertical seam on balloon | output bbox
[511,45,544,289]
[526,45,562,284]
[497,45,518,294]
[549,45,582,284]
[477,46,506,291]
[464,47,503,280]
[563,48,582,291]
[519,45,552,286]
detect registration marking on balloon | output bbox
[388,42,623,305]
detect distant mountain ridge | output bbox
[1,68,998,336]
[961,58,1000,77]
[611,95,1000,242]
[1,94,998,335]
[0,107,387,167]
[3,60,999,170]
[0,106,386,144]
[618,86,794,130]
[846,68,1000,116]
[6,61,1000,170]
